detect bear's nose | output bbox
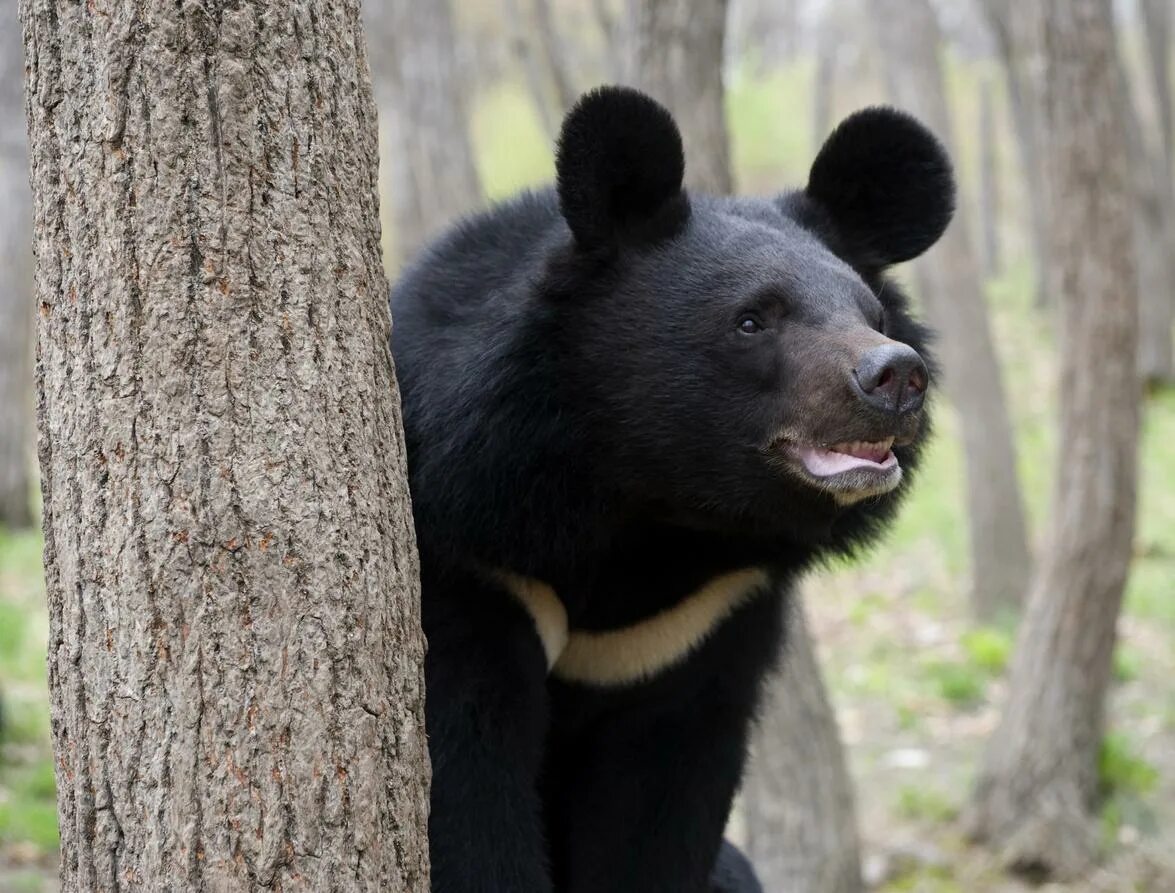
[853,343,928,415]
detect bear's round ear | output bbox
[555,86,691,250]
[806,107,955,267]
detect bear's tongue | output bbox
[796,439,897,477]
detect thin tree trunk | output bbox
[629,0,734,195]
[367,0,483,265]
[21,1,430,889]
[1127,106,1175,388]
[0,0,32,529]
[744,595,863,893]
[979,75,1001,278]
[979,0,1049,307]
[533,0,578,114]
[1136,0,1175,385]
[503,0,559,140]
[1141,0,1173,173]
[966,0,1141,878]
[590,0,627,78]
[811,4,838,152]
[870,0,1031,621]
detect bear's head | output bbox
[546,86,952,549]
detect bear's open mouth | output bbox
[775,436,903,503]
[794,438,897,477]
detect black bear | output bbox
[391,86,952,893]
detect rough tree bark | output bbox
[743,596,863,893]
[0,0,33,529]
[870,0,1031,621]
[21,0,430,889]
[979,0,1049,307]
[629,0,734,195]
[966,0,1141,878]
[366,0,483,266]
[1136,0,1175,385]
[978,75,1001,278]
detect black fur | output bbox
[391,86,953,892]
[808,106,955,269]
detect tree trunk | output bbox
[743,595,863,893]
[503,0,559,141]
[533,0,578,114]
[0,0,33,529]
[21,1,431,889]
[1136,0,1175,386]
[966,0,1141,878]
[367,0,483,266]
[870,0,1031,621]
[979,0,1049,307]
[1127,111,1175,388]
[629,0,734,195]
[978,75,1001,278]
[590,0,627,79]
[811,4,838,152]
[1141,0,1173,173]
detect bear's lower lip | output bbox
[794,441,898,477]
[782,439,904,501]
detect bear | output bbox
[390,85,952,893]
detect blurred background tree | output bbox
[0,0,32,530]
[870,0,1031,621]
[966,0,1142,877]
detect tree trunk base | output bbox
[966,777,1099,881]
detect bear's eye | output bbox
[738,316,764,335]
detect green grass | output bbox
[0,526,57,857]
[960,628,1013,676]
[924,660,986,708]
[895,784,959,823]
[1099,732,1160,798]
[0,871,52,893]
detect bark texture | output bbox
[629,0,734,195]
[366,0,483,266]
[0,0,33,529]
[979,0,1049,307]
[744,596,863,893]
[21,0,430,889]
[966,0,1141,878]
[870,0,1031,621]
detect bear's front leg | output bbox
[422,567,553,893]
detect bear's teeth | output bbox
[830,438,894,462]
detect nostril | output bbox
[908,365,928,394]
[855,342,928,411]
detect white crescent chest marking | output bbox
[496,568,770,687]
[494,572,569,667]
